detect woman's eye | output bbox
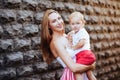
[52,20,56,23]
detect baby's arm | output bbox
[72,39,86,50]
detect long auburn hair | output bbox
[41,9,58,64]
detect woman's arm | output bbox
[52,41,95,73]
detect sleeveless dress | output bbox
[56,47,89,80]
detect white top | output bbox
[72,28,90,55]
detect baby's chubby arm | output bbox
[72,39,85,50]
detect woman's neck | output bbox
[53,31,64,37]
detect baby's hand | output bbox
[68,31,75,36]
[67,31,75,40]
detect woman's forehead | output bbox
[48,12,60,20]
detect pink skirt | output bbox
[60,67,76,80]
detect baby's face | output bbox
[69,17,83,33]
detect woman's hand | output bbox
[90,62,96,70]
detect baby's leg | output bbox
[75,73,83,80]
[87,70,97,80]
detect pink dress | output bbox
[60,66,88,80]
[60,67,76,80]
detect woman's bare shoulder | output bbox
[50,38,61,46]
[50,38,65,51]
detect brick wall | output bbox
[0,0,120,80]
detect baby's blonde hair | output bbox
[69,11,86,24]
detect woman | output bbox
[41,9,95,80]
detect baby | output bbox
[67,11,96,80]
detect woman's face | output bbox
[48,12,64,32]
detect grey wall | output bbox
[0,0,120,80]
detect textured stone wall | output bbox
[0,0,120,80]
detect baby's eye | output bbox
[76,22,80,25]
[71,23,74,25]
